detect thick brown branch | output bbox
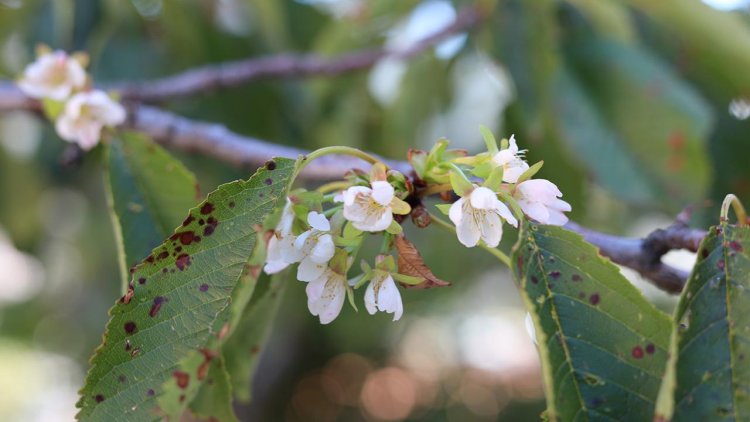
[111,5,483,102]
[0,79,707,292]
[128,104,412,180]
[565,221,705,294]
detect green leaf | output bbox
[655,222,750,421]
[624,0,750,102]
[188,355,238,422]
[76,157,299,421]
[105,131,199,292]
[223,273,288,403]
[558,38,713,208]
[512,221,672,420]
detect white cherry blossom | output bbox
[364,271,403,321]
[449,186,518,248]
[55,90,126,150]
[340,181,409,232]
[18,50,86,101]
[491,135,529,183]
[306,267,347,324]
[264,199,300,274]
[514,179,571,226]
[294,211,336,282]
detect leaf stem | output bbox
[420,183,453,197]
[427,211,511,267]
[306,146,381,167]
[721,194,748,226]
[317,180,350,194]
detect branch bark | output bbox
[111,5,483,102]
[0,1,706,293]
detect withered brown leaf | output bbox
[395,234,451,289]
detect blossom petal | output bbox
[449,198,465,225]
[297,257,327,282]
[343,186,371,206]
[371,181,395,206]
[364,282,377,315]
[479,211,503,248]
[375,275,403,321]
[456,216,481,247]
[306,272,346,324]
[309,234,335,264]
[469,187,499,210]
[520,200,550,224]
[307,211,330,231]
[495,200,518,228]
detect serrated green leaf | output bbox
[188,355,238,422]
[512,221,672,420]
[655,222,750,421]
[223,273,288,403]
[76,157,299,421]
[105,131,199,292]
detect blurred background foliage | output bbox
[1,0,750,420]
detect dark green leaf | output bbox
[188,355,238,422]
[105,131,198,292]
[655,222,750,421]
[76,157,298,421]
[512,221,672,420]
[223,272,288,403]
[558,37,713,208]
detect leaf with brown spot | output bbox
[394,234,451,289]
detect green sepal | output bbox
[392,273,426,285]
[449,170,473,197]
[42,98,65,121]
[500,137,509,150]
[385,220,403,235]
[479,125,498,154]
[515,160,544,185]
[407,149,428,179]
[329,248,349,275]
[390,197,411,215]
[435,203,452,215]
[343,221,363,240]
[291,204,310,223]
[375,255,397,272]
[293,190,324,205]
[483,165,504,192]
[346,284,358,312]
[470,161,494,179]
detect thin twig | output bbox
[111,5,483,102]
[0,80,706,291]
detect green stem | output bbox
[304,146,380,168]
[317,180,350,195]
[428,211,511,267]
[721,194,748,226]
[323,205,342,218]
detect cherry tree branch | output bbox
[111,5,483,103]
[0,80,706,292]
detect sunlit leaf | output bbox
[105,131,198,292]
[76,158,299,421]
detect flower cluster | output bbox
[263,129,570,325]
[17,46,125,150]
